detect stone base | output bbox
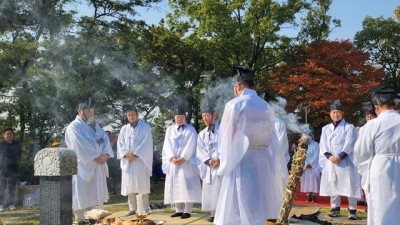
[40,176,72,225]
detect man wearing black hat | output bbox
[162,103,201,219]
[65,95,114,223]
[214,66,281,225]
[356,102,377,131]
[117,101,154,216]
[318,99,361,220]
[355,87,400,225]
[196,99,221,222]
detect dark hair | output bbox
[2,127,14,134]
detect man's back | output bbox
[364,110,400,153]
[224,89,275,149]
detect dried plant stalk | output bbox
[276,134,310,225]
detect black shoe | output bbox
[306,195,312,202]
[311,195,317,202]
[347,209,357,220]
[328,207,340,217]
[180,213,191,219]
[170,212,183,217]
[208,217,214,222]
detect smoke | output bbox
[200,77,235,120]
[270,97,311,135]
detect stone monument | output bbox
[34,147,77,225]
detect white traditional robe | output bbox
[214,89,281,225]
[65,116,114,210]
[117,120,153,195]
[319,119,361,198]
[300,140,321,193]
[162,123,201,204]
[274,118,289,196]
[355,110,400,225]
[196,122,222,211]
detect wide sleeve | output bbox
[342,123,359,155]
[354,124,375,187]
[180,127,197,162]
[117,125,130,159]
[134,124,154,174]
[217,102,249,175]
[65,122,99,165]
[318,126,329,168]
[162,126,174,174]
[196,131,210,164]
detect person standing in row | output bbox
[300,135,321,203]
[319,99,361,220]
[65,95,114,223]
[0,128,21,211]
[196,100,222,223]
[162,103,201,219]
[355,87,400,225]
[214,66,281,225]
[263,90,290,197]
[117,101,153,216]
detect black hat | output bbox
[200,98,215,113]
[362,102,375,117]
[329,99,343,111]
[123,101,138,113]
[263,89,277,102]
[370,86,395,105]
[173,103,186,115]
[395,94,400,110]
[78,95,95,109]
[232,65,254,87]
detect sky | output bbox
[73,0,399,40]
[327,1,398,40]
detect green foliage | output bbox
[354,16,400,92]
[297,0,341,43]
[0,0,396,188]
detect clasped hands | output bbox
[209,159,220,168]
[95,153,109,165]
[328,155,342,165]
[171,156,186,165]
[126,152,137,163]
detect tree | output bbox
[354,16,400,92]
[297,0,340,43]
[269,40,385,130]
[165,0,309,87]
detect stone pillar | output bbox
[34,148,77,225]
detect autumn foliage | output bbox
[269,40,385,130]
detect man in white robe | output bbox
[355,87,400,225]
[300,137,321,202]
[196,101,222,223]
[263,90,290,197]
[65,95,114,223]
[162,103,201,219]
[117,102,153,216]
[214,66,281,225]
[319,99,361,220]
